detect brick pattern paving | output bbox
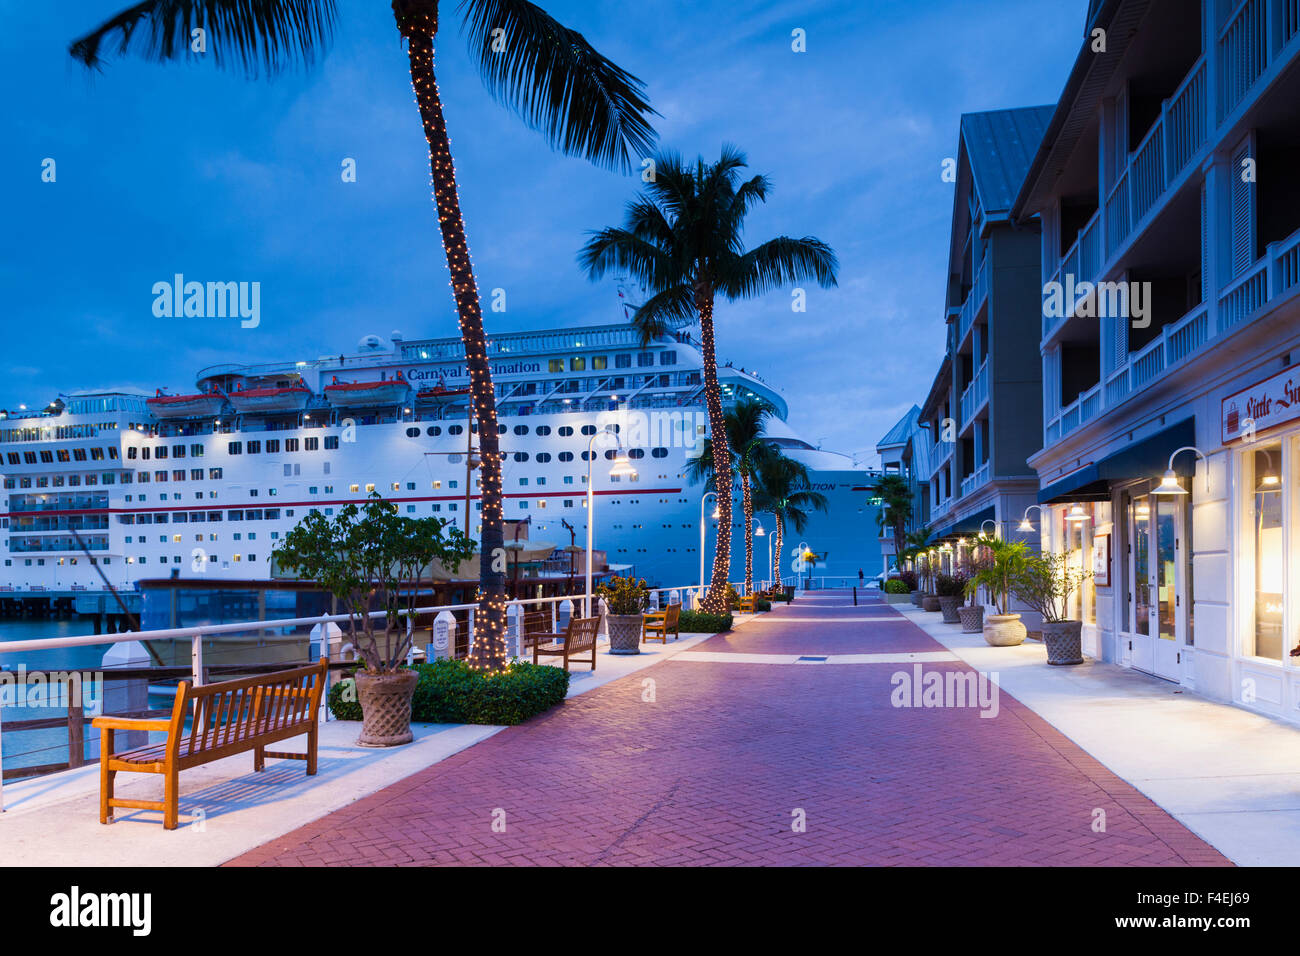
[228,592,1230,866]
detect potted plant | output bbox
[882,577,912,605]
[958,538,992,633]
[597,575,649,655]
[934,572,967,623]
[1012,551,1093,665]
[920,553,942,612]
[274,493,474,746]
[964,537,1029,646]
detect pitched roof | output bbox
[876,405,920,450]
[960,106,1055,216]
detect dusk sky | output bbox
[4,1,1082,464]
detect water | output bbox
[1,619,117,775]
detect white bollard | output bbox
[507,605,523,658]
[431,611,457,660]
[668,590,680,606]
[558,599,573,631]
[649,590,661,612]
[101,640,150,748]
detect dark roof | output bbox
[960,106,1056,216]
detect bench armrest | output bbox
[92,716,172,732]
[642,611,667,621]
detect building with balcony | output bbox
[1013,0,1300,714]
[875,404,930,571]
[918,106,1053,559]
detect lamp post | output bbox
[698,490,721,600]
[586,427,637,615]
[753,511,774,589]
[1017,504,1043,533]
[979,518,998,538]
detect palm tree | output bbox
[70,0,657,672]
[869,474,913,571]
[902,529,937,593]
[579,147,837,612]
[753,455,828,590]
[685,398,775,595]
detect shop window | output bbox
[1249,442,1285,660]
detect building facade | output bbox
[1013,0,1300,718]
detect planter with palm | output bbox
[964,537,1030,646]
[580,148,837,612]
[72,0,657,673]
[869,474,913,573]
[753,455,828,597]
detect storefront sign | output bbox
[1092,532,1110,587]
[1222,364,1300,443]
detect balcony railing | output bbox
[1044,212,1103,339]
[960,461,990,499]
[1219,0,1269,118]
[1044,380,1103,446]
[959,359,989,428]
[957,258,989,347]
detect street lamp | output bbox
[585,427,637,615]
[1018,504,1043,533]
[980,519,998,537]
[698,490,722,600]
[1153,445,1208,495]
[753,511,776,589]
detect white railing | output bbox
[959,359,989,427]
[957,258,989,346]
[1105,170,1131,259]
[1130,336,1166,389]
[1218,259,1269,332]
[959,461,990,499]
[1219,0,1268,119]
[1166,58,1208,177]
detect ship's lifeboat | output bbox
[146,389,227,419]
[323,374,411,407]
[227,385,314,413]
[415,383,471,404]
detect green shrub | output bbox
[328,660,570,726]
[935,572,968,598]
[327,673,362,721]
[769,589,794,603]
[884,578,910,594]
[679,609,733,632]
[754,599,772,612]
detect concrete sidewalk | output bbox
[0,628,720,866]
[895,603,1300,866]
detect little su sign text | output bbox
[1223,363,1300,442]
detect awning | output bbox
[1038,418,1195,504]
[931,505,995,540]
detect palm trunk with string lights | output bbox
[773,512,784,588]
[696,282,733,613]
[741,469,753,594]
[395,0,506,669]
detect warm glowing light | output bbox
[609,455,637,478]
[1153,469,1188,495]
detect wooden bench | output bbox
[92,659,328,830]
[736,594,758,613]
[531,615,600,672]
[642,603,681,643]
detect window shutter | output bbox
[1229,136,1255,277]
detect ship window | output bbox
[659,351,677,365]
[519,501,529,509]
[628,448,645,459]
[190,444,204,457]
[652,447,668,458]
[558,426,574,437]
[73,448,87,461]
[548,359,563,373]
[431,480,441,489]
[173,470,186,481]
[570,357,585,371]
[305,437,319,451]
[559,452,574,462]
[90,447,105,461]
[604,449,618,460]
[637,353,655,367]
[581,450,594,461]
[406,427,420,437]
[365,484,375,493]
[228,442,242,455]
[449,425,464,435]
[448,453,462,464]
[155,447,167,459]
[247,440,262,454]
[41,450,54,463]
[325,435,340,449]
[615,354,631,368]
[581,425,597,436]
[514,425,529,435]
[592,356,607,370]
[191,469,202,480]
[536,452,551,463]
[498,424,507,434]
[285,438,299,452]
[535,425,551,436]
[426,426,441,436]
[266,439,281,453]
[514,452,529,462]
[173,445,186,458]
[520,478,528,485]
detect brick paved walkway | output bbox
[228,591,1230,866]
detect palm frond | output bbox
[723,236,839,298]
[458,0,657,173]
[629,285,694,345]
[69,0,336,77]
[578,227,670,288]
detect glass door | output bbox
[1128,493,1155,674]
[1127,488,1188,681]
[1152,496,1183,680]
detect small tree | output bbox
[964,538,1028,615]
[273,494,475,673]
[1011,551,1093,623]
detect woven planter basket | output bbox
[355,670,418,747]
[909,591,923,606]
[607,614,643,655]
[1042,620,1084,665]
[937,595,962,623]
[957,605,984,633]
[922,594,941,612]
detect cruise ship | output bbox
[0,318,882,594]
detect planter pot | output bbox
[1042,620,1085,665]
[884,592,912,605]
[983,613,1027,647]
[957,604,984,633]
[607,614,643,655]
[922,594,941,612]
[909,591,923,607]
[937,595,962,623]
[355,670,418,747]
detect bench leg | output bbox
[254,744,266,772]
[99,729,114,824]
[306,724,318,776]
[163,767,179,831]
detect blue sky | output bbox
[3,0,1082,463]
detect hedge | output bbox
[328,659,570,726]
[768,589,794,603]
[883,579,910,594]
[678,609,733,632]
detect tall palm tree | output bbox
[685,398,775,595]
[70,0,657,671]
[869,474,913,571]
[580,147,837,611]
[753,455,828,590]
